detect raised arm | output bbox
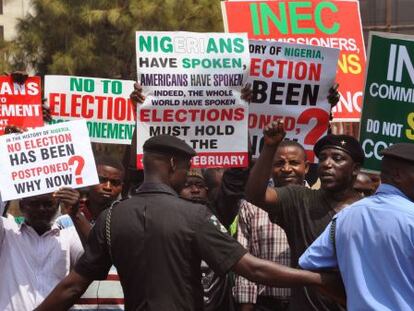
[245,121,285,211]
[122,83,145,197]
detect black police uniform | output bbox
[75,181,247,311]
[75,135,247,310]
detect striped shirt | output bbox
[234,200,290,303]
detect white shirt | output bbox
[0,216,83,311]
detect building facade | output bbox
[0,0,32,41]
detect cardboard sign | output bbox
[248,40,339,162]
[0,120,99,200]
[136,31,250,168]
[45,75,136,144]
[0,76,43,134]
[359,32,414,173]
[222,0,366,121]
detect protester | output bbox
[56,155,124,228]
[0,188,83,311]
[300,143,414,310]
[180,168,236,311]
[0,72,52,221]
[180,169,209,204]
[235,140,309,311]
[35,134,340,311]
[55,155,125,310]
[246,121,364,311]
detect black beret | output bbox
[143,134,196,158]
[380,143,414,162]
[313,134,364,164]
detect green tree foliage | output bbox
[9,0,223,79]
[0,39,15,73]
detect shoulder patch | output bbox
[209,215,228,233]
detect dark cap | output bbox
[187,168,204,180]
[313,134,364,164]
[143,134,196,158]
[380,143,414,162]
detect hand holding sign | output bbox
[241,83,253,103]
[9,71,29,84]
[130,82,146,107]
[328,83,340,108]
[53,187,80,210]
[4,125,27,134]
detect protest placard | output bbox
[222,0,366,122]
[44,75,136,144]
[135,31,250,168]
[248,40,339,161]
[0,119,99,200]
[359,32,414,173]
[0,76,43,134]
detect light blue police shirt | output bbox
[299,183,414,311]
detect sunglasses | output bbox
[98,176,123,186]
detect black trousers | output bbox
[254,296,290,311]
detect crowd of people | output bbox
[0,72,413,311]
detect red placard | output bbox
[222,0,366,121]
[0,76,43,134]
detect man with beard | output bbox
[0,189,82,310]
[246,121,363,311]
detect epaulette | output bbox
[109,199,124,209]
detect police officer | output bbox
[246,121,364,311]
[300,143,414,310]
[36,135,340,311]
